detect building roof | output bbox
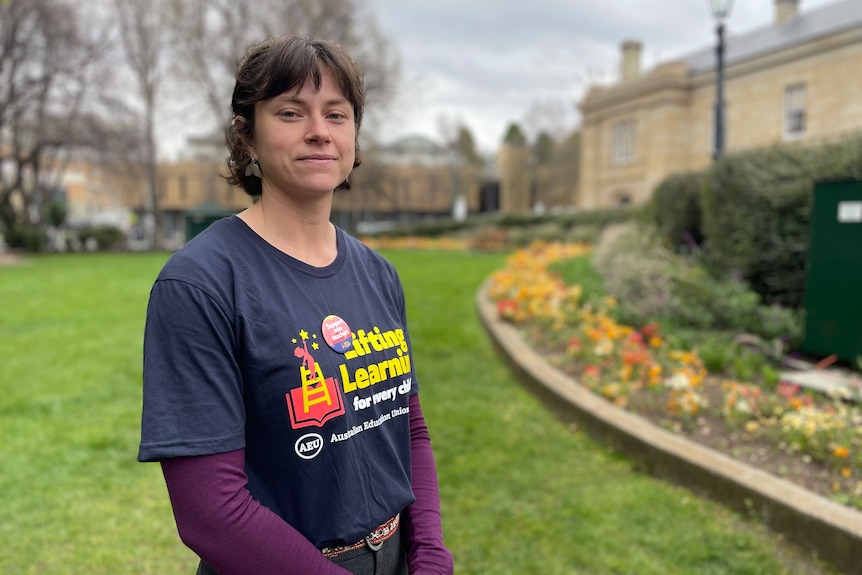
[376,134,452,167]
[384,134,447,155]
[683,0,862,73]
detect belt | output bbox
[321,514,400,558]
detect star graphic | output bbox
[299,329,309,341]
[312,342,320,350]
[291,338,297,344]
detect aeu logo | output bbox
[294,433,324,460]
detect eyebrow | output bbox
[271,94,350,107]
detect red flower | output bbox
[640,323,660,340]
[777,380,801,399]
[496,299,518,319]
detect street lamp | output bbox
[709,0,733,160]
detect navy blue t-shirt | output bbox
[138,216,418,548]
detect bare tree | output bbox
[166,0,400,140]
[113,0,170,249]
[0,0,115,235]
[521,99,577,143]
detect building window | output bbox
[612,119,636,165]
[783,83,806,140]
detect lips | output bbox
[300,154,337,161]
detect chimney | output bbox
[775,0,800,25]
[620,40,642,83]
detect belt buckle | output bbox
[365,534,383,551]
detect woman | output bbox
[138,35,454,575]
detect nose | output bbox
[305,114,332,143]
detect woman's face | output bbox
[249,66,356,198]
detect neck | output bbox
[239,194,337,267]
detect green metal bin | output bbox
[186,201,235,242]
[801,179,862,363]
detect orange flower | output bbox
[841,467,853,478]
[622,350,650,366]
[833,445,850,459]
[583,365,600,379]
[584,327,603,343]
[647,364,663,386]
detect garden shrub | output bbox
[4,223,48,251]
[592,222,803,344]
[562,223,602,244]
[700,133,862,308]
[76,225,127,251]
[367,205,640,250]
[648,171,706,251]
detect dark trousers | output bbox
[195,525,408,575]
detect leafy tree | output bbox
[502,123,527,146]
[456,126,482,166]
[533,131,555,165]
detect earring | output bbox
[245,158,261,178]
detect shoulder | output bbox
[339,229,400,282]
[158,217,248,283]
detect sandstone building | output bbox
[578,0,862,208]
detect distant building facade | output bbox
[332,134,485,232]
[495,130,581,215]
[578,0,862,208]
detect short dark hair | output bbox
[225,36,365,196]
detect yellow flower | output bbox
[620,364,633,382]
[841,467,853,478]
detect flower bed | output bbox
[487,240,862,509]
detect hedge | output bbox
[648,132,862,309]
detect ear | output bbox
[243,132,257,162]
[233,115,257,160]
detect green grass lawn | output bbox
[0,251,837,574]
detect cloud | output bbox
[365,0,837,152]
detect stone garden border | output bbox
[476,281,862,574]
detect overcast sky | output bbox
[363,0,837,153]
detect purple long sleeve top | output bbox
[161,393,454,575]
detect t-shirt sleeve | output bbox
[388,262,420,395]
[138,278,246,462]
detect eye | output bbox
[327,111,348,121]
[278,110,300,119]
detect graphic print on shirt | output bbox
[285,329,346,429]
[286,320,414,449]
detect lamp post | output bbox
[709,0,733,160]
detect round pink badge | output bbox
[321,315,353,353]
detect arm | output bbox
[161,449,350,575]
[402,393,455,575]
